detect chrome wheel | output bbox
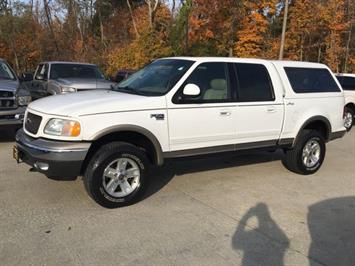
[302,139,321,168]
[344,111,353,130]
[102,158,140,198]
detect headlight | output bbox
[44,119,81,137]
[61,86,76,93]
[18,95,32,106]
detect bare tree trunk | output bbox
[145,0,159,28]
[344,1,353,72]
[279,0,289,60]
[171,0,176,16]
[229,0,240,57]
[5,0,20,73]
[343,27,351,72]
[127,0,139,37]
[185,7,189,54]
[97,0,105,46]
[9,39,19,73]
[30,0,33,16]
[43,0,60,55]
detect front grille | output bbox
[25,112,42,134]
[0,114,16,120]
[0,90,16,109]
[0,91,14,98]
[0,99,15,109]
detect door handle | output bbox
[220,111,231,116]
[267,106,277,113]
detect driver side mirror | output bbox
[36,73,45,81]
[183,83,200,97]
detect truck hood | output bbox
[28,90,166,117]
[0,80,19,92]
[56,78,115,90]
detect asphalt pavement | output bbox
[0,130,354,266]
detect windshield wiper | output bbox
[112,85,143,95]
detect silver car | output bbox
[0,59,31,130]
[28,61,115,99]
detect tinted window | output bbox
[285,67,340,93]
[174,62,231,103]
[336,76,355,91]
[234,63,274,102]
[50,64,105,79]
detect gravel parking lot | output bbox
[0,130,354,266]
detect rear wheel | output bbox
[344,107,354,131]
[283,130,326,175]
[84,142,150,208]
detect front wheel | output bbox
[344,107,354,132]
[84,142,150,208]
[283,130,326,175]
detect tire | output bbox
[344,107,354,132]
[84,142,150,208]
[283,130,326,175]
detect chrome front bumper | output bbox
[0,106,26,126]
[15,129,91,179]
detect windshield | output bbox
[0,61,16,80]
[112,59,195,96]
[50,63,105,80]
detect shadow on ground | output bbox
[143,150,284,200]
[230,197,355,266]
[232,203,290,266]
[308,196,355,266]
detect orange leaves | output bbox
[283,0,350,72]
[1,0,353,74]
[234,2,275,58]
[106,4,173,75]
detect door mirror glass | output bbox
[183,83,200,97]
[36,73,44,80]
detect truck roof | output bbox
[161,57,330,68]
[336,73,355,78]
[39,61,97,66]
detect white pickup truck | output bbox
[336,73,355,131]
[14,57,346,208]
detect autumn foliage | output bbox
[0,0,354,75]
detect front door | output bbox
[167,62,237,151]
[31,63,49,99]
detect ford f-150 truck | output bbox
[28,61,115,99]
[14,57,346,208]
[0,59,31,131]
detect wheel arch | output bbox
[345,102,355,113]
[293,116,332,147]
[82,125,164,173]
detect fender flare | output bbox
[91,124,164,166]
[293,116,332,146]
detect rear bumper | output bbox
[0,106,26,127]
[15,129,91,179]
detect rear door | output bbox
[232,62,284,145]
